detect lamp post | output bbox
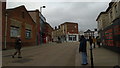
[88,30,94,68]
[40,6,46,13]
[90,39,94,68]
[40,6,46,44]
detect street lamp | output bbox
[40,6,46,44]
[40,6,46,13]
[88,29,94,68]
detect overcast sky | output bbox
[6,0,111,31]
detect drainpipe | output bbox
[4,13,8,49]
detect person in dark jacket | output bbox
[12,35,22,58]
[89,36,93,46]
[92,36,96,48]
[96,36,101,48]
[79,35,88,65]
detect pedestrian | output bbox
[96,36,101,48]
[12,35,22,58]
[92,36,96,48]
[89,36,93,47]
[58,36,61,43]
[79,35,88,65]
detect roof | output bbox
[61,22,78,26]
[6,5,35,24]
[96,12,107,21]
[28,9,39,12]
[45,22,54,30]
[96,2,114,21]
[84,29,94,33]
[106,2,114,12]
[28,10,40,23]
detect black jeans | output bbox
[13,48,21,57]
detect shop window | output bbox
[26,29,31,39]
[69,35,72,41]
[73,35,76,41]
[10,26,20,37]
[69,35,76,41]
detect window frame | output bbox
[25,29,31,39]
[10,26,20,38]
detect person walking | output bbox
[92,36,96,48]
[12,35,22,58]
[89,36,93,48]
[96,36,101,48]
[79,35,88,65]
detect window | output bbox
[10,26,20,37]
[110,11,112,19]
[115,5,117,13]
[68,35,76,41]
[74,26,76,28]
[73,35,76,41]
[26,29,31,39]
[69,35,72,41]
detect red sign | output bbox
[105,29,114,46]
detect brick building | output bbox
[0,1,1,48]
[44,22,53,43]
[1,1,6,49]
[2,5,36,49]
[52,22,79,42]
[40,13,46,44]
[28,10,41,45]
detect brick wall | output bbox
[66,23,78,34]
[2,2,6,49]
[4,6,36,49]
[45,23,53,42]
[28,10,41,45]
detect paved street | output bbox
[2,42,120,67]
[2,42,79,66]
[76,42,120,67]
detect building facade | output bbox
[2,5,36,49]
[52,27,59,42]
[84,29,94,39]
[44,23,53,43]
[1,1,6,49]
[40,13,46,44]
[96,1,120,52]
[96,2,120,37]
[28,10,41,45]
[52,22,79,42]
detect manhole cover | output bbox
[12,58,33,63]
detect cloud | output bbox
[42,2,109,31]
[7,2,110,31]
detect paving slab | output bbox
[2,42,119,67]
